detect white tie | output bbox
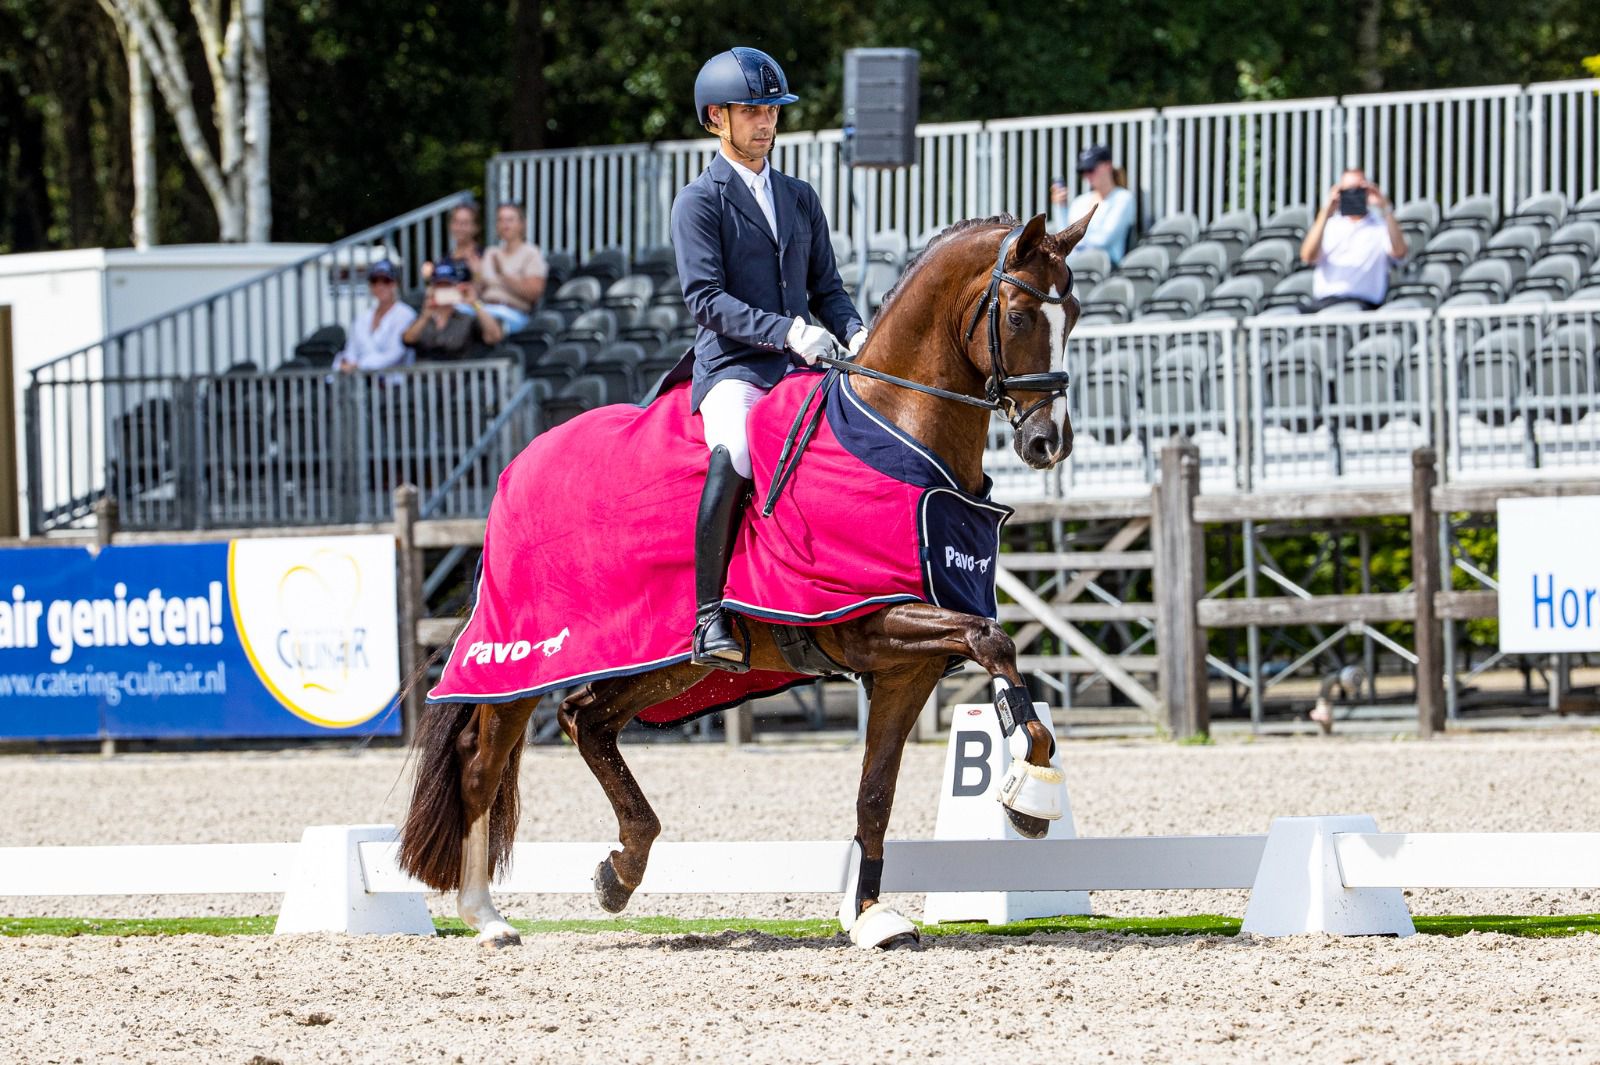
[749,173,778,240]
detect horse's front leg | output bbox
[831,603,1062,839]
[456,700,538,947]
[839,662,943,950]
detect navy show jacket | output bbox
[671,152,863,410]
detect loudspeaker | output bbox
[843,48,919,169]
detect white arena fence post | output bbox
[922,702,1091,925]
[1240,815,1415,937]
[274,825,434,937]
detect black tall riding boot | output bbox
[691,445,752,672]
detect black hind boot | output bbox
[690,445,752,672]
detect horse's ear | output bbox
[1051,203,1097,256]
[1007,213,1050,268]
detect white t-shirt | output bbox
[336,301,418,372]
[1056,186,1136,265]
[1313,213,1399,304]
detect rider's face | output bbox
[712,104,779,162]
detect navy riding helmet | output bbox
[694,47,799,127]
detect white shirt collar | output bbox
[723,153,776,191]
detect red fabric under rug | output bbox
[428,370,1010,725]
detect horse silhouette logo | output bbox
[532,627,570,657]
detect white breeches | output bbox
[699,378,767,478]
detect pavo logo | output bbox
[229,536,399,728]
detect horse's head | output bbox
[959,211,1093,470]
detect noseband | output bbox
[814,224,1073,430]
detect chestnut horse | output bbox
[398,210,1092,950]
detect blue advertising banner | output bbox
[0,536,401,741]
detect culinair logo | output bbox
[0,535,400,742]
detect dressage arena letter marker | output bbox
[922,702,1091,925]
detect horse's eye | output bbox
[1007,311,1025,329]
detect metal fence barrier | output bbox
[26,359,531,532]
[487,79,1600,260]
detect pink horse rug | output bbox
[428,370,1011,725]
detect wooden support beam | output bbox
[414,518,487,548]
[999,550,1154,571]
[393,486,424,743]
[1009,497,1152,523]
[1197,592,1417,628]
[418,617,461,648]
[1436,589,1497,620]
[1411,449,1446,737]
[1434,478,1600,513]
[998,602,1158,623]
[1153,442,1208,738]
[1192,487,1413,523]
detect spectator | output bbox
[402,259,503,360]
[1052,145,1136,265]
[422,203,484,283]
[1299,168,1408,311]
[476,202,548,333]
[333,259,417,374]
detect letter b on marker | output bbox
[951,731,992,797]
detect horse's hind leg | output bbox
[558,662,710,914]
[456,699,537,947]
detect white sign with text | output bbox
[1497,496,1600,653]
[922,701,1090,925]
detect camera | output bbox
[1338,187,1370,217]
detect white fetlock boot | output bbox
[838,837,920,950]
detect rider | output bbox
[674,46,867,673]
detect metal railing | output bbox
[1246,308,1435,489]
[26,359,531,532]
[486,80,1600,260]
[1441,299,1600,480]
[30,191,475,386]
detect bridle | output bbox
[763,226,1073,517]
[814,224,1074,430]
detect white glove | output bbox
[786,317,837,365]
[847,329,867,358]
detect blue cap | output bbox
[1076,145,1113,174]
[368,259,397,282]
[432,259,471,284]
[694,48,799,127]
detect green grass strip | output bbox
[6,912,1599,940]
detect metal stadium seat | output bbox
[619,304,683,349]
[1440,291,1495,309]
[602,275,655,323]
[1116,244,1172,286]
[1441,194,1500,239]
[588,341,648,403]
[528,341,589,388]
[1386,262,1456,308]
[1393,201,1440,248]
[1504,191,1569,237]
[1065,246,1110,289]
[911,226,945,256]
[1201,275,1266,318]
[1514,255,1584,301]
[1141,276,1210,318]
[1452,259,1517,302]
[1080,277,1140,322]
[1573,284,1600,303]
[1546,222,1600,271]
[1460,327,1533,426]
[541,374,608,428]
[1170,241,1232,285]
[867,230,909,268]
[1144,212,1199,252]
[1147,344,1219,437]
[558,308,619,356]
[830,231,854,265]
[1414,229,1483,275]
[650,273,687,306]
[544,251,576,291]
[863,261,900,313]
[576,248,627,287]
[1529,324,1597,424]
[1258,205,1312,243]
[1233,239,1298,282]
[1202,209,1257,257]
[1577,190,1600,224]
[631,245,678,284]
[1332,335,1405,431]
[1262,270,1316,313]
[546,276,603,321]
[1075,365,1137,445]
[1264,337,1326,432]
[1485,225,1545,279]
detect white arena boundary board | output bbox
[3,822,1600,938]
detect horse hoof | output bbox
[1005,806,1050,840]
[474,922,522,949]
[877,931,923,952]
[593,857,634,914]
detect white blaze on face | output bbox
[1040,285,1069,448]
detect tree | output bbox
[97,0,270,243]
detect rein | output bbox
[761,224,1074,517]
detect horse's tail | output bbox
[397,700,472,891]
